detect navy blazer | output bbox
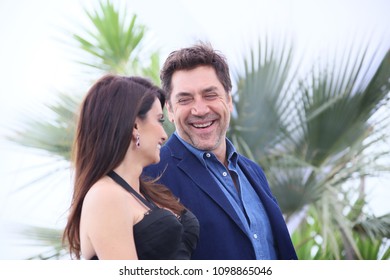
[143,134,297,260]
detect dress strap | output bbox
[107,171,157,209]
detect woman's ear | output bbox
[132,124,138,138]
[132,122,141,148]
[131,120,138,138]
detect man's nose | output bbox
[191,99,209,115]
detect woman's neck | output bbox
[112,163,142,192]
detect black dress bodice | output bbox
[90,171,199,260]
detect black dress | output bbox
[90,171,199,260]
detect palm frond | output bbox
[230,36,390,259]
[6,93,80,161]
[353,214,390,239]
[72,0,160,81]
[13,225,69,260]
[230,37,300,160]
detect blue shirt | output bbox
[175,132,277,259]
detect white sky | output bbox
[0,0,389,259]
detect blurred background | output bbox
[0,0,389,259]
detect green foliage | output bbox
[230,38,298,160]
[353,214,390,240]
[355,236,390,260]
[15,225,69,260]
[229,38,390,259]
[73,0,161,83]
[293,209,390,259]
[6,93,80,161]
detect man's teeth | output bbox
[193,122,212,128]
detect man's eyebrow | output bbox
[173,86,219,100]
[202,86,218,93]
[174,92,192,99]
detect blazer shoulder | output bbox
[237,153,277,199]
[237,153,266,175]
[160,134,189,159]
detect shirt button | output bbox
[206,153,211,158]
[253,233,258,239]
[222,172,227,176]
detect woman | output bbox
[63,74,199,260]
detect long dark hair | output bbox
[63,74,184,259]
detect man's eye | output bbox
[205,94,218,99]
[178,98,191,104]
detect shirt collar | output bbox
[174,131,238,167]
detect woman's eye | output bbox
[159,118,165,124]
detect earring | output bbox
[136,134,140,147]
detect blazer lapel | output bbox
[168,135,248,235]
[238,158,282,225]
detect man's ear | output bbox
[166,101,174,123]
[227,93,233,113]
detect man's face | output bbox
[167,65,233,158]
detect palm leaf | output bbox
[72,0,160,83]
[230,37,300,160]
[230,36,390,259]
[6,93,80,161]
[13,225,68,260]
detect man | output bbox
[143,42,297,260]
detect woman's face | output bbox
[137,98,168,165]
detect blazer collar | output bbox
[166,134,248,234]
